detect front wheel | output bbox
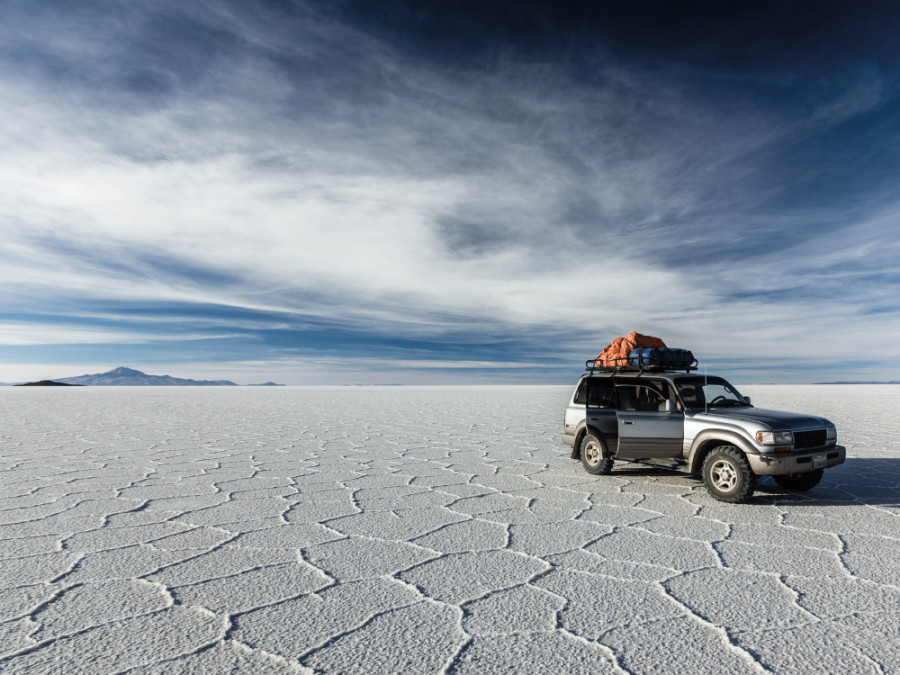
[701,445,756,503]
[774,469,823,492]
[580,433,614,475]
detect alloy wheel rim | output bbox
[711,460,738,491]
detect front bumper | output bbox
[747,445,845,476]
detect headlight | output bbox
[756,430,793,445]
[826,426,836,441]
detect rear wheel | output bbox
[774,469,823,492]
[580,433,614,475]
[702,445,756,503]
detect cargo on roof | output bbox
[589,332,696,373]
[594,331,666,368]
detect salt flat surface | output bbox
[1,385,898,674]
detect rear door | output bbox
[614,382,684,458]
[583,378,618,446]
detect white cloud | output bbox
[0,322,246,347]
[1,1,898,381]
[1,65,716,334]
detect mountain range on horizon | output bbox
[47,367,287,386]
[53,366,239,386]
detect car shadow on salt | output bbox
[754,457,900,507]
[601,458,900,507]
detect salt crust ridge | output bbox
[0,385,898,673]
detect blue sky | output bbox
[2,1,899,384]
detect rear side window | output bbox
[575,379,616,407]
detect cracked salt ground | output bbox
[0,385,898,674]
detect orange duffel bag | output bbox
[594,331,667,367]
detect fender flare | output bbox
[688,430,760,474]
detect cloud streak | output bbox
[1,1,899,383]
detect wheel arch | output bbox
[573,425,587,457]
[688,431,758,474]
[578,424,612,459]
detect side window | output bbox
[589,382,615,408]
[574,380,588,405]
[653,380,681,410]
[652,380,675,400]
[617,385,666,412]
[581,380,615,408]
[677,383,703,408]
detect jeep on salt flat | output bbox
[561,353,845,503]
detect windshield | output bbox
[674,376,750,410]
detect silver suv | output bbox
[561,365,845,502]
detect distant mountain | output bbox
[15,380,83,386]
[247,381,285,386]
[57,367,238,386]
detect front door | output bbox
[614,383,684,458]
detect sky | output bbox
[2,0,899,385]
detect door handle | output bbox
[623,420,635,425]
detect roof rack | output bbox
[584,361,695,374]
[585,351,698,374]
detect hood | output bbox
[706,407,830,430]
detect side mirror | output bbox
[665,399,676,413]
[744,396,752,405]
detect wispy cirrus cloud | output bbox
[0,322,246,347]
[1,1,899,383]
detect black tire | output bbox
[580,433,614,475]
[701,445,756,503]
[774,469,823,492]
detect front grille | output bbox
[794,429,827,449]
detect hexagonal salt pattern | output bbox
[1,384,898,673]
